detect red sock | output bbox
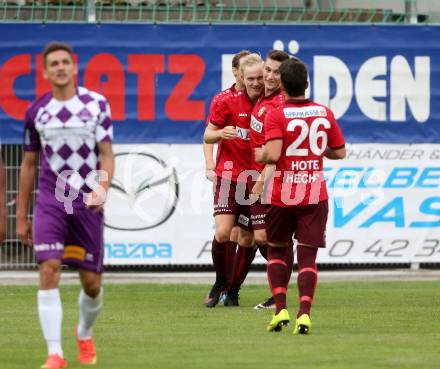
[258,244,268,260]
[286,242,294,289]
[297,245,318,317]
[228,245,256,293]
[211,237,227,284]
[225,241,237,285]
[267,246,289,314]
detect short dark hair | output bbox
[266,49,290,63]
[43,42,73,65]
[279,58,308,97]
[232,50,252,69]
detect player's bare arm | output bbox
[324,146,346,160]
[251,164,275,196]
[203,142,216,181]
[85,142,114,212]
[16,151,38,246]
[204,123,237,143]
[251,166,266,196]
[0,158,7,244]
[254,146,265,163]
[261,139,283,164]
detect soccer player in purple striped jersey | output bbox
[16,42,114,369]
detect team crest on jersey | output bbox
[39,111,52,124]
[238,214,250,227]
[257,107,266,117]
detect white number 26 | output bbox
[286,117,330,157]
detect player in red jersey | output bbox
[204,50,251,182]
[223,50,292,309]
[204,50,251,291]
[257,58,346,333]
[203,54,264,307]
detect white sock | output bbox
[77,288,103,340]
[38,289,63,357]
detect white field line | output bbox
[1,270,440,286]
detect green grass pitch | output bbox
[1,281,439,369]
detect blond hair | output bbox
[239,53,263,75]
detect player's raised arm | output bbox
[204,91,220,179]
[261,107,283,165]
[203,123,221,144]
[251,164,275,196]
[261,139,283,164]
[204,92,237,144]
[16,151,38,246]
[204,123,236,143]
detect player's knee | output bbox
[253,230,267,246]
[229,227,239,242]
[83,283,101,298]
[215,228,231,243]
[254,234,267,246]
[238,233,253,247]
[39,261,60,287]
[40,264,57,279]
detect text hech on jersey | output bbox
[0,53,205,121]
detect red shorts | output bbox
[213,177,252,231]
[247,179,267,230]
[250,200,267,230]
[265,200,328,247]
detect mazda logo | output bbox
[105,151,179,231]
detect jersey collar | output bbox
[260,88,281,102]
[285,98,311,105]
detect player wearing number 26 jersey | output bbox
[260,58,346,335]
[264,99,345,207]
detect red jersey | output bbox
[250,89,285,172]
[205,84,237,126]
[265,99,345,207]
[210,89,256,182]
